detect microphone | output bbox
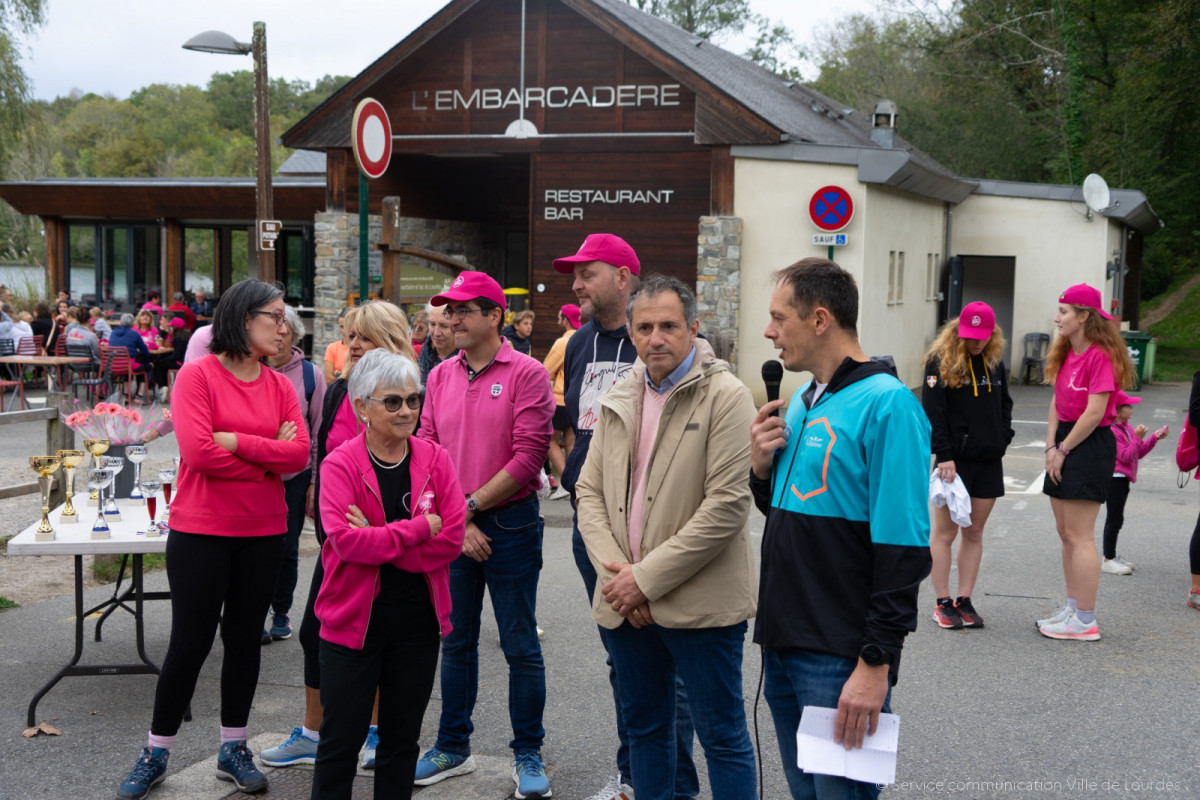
[762,360,784,416]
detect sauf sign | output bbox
[411,83,683,111]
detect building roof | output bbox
[966,178,1164,236]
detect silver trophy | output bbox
[125,445,148,505]
[140,479,163,537]
[87,468,114,539]
[158,467,177,525]
[100,456,125,521]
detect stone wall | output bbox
[695,216,743,372]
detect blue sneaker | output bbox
[116,746,169,800]
[270,612,292,640]
[260,727,318,767]
[413,747,477,786]
[513,750,552,799]
[360,725,379,769]
[216,739,268,793]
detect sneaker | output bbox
[1038,611,1100,641]
[1113,554,1136,570]
[260,727,318,767]
[583,774,634,800]
[413,747,477,786]
[360,725,379,770]
[1188,590,1200,611]
[1101,558,1133,575]
[116,746,169,800]
[548,486,570,501]
[216,739,269,793]
[955,596,985,628]
[270,612,292,640]
[933,601,964,629]
[1036,606,1072,629]
[513,751,552,799]
[260,628,271,645]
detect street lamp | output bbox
[183,22,274,282]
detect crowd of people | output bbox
[91,238,1197,800]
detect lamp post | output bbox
[183,22,274,282]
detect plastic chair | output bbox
[67,344,105,402]
[0,375,25,410]
[16,335,45,388]
[1021,332,1050,385]
[105,347,147,404]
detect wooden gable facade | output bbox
[283,0,781,352]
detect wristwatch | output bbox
[465,495,479,514]
[859,644,893,668]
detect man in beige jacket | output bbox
[576,275,759,800]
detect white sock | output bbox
[302,726,320,741]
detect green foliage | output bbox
[91,552,166,584]
[0,595,18,611]
[626,0,753,41]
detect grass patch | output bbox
[0,534,11,553]
[1149,342,1200,383]
[91,553,167,583]
[1146,273,1200,383]
[0,596,19,611]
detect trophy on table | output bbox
[83,438,110,506]
[125,445,148,506]
[100,456,125,522]
[87,468,114,538]
[28,455,63,542]
[140,479,163,537]
[158,467,176,525]
[55,449,86,523]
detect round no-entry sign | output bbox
[809,185,854,232]
[352,98,392,179]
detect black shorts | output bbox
[955,458,1005,499]
[1042,421,1116,503]
[552,405,570,432]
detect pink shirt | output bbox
[327,392,362,458]
[418,340,554,501]
[170,355,310,537]
[627,383,670,563]
[1054,344,1118,426]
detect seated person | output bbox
[89,307,112,341]
[63,306,101,363]
[108,312,151,375]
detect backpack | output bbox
[1176,415,1198,487]
[301,358,315,406]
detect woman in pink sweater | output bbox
[116,279,310,800]
[311,349,465,799]
[1101,390,1167,575]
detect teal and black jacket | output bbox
[751,357,932,682]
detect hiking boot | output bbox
[361,725,379,769]
[260,727,318,767]
[1038,611,1100,641]
[1101,558,1133,575]
[116,746,169,800]
[216,740,268,793]
[413,747,477,786]
[933,601,964,629]
[955,596,984,628]
[513,750,552,799]
[583,774,634,800]
[270,612,292,640]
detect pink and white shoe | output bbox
[1187,590,1200,611]
[1038,611,1100,641]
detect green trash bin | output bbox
[1121,330,1153,391]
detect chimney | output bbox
[870,99,898,149]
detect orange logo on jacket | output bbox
[791,417,836,502]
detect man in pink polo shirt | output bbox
[414,271,556,799]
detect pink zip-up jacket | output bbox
[316,432,466,646]
[1112,420,1158,483]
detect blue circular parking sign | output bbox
[809,185,855,232]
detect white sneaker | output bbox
[1038,611,1100,641]
[583,775,634,800]
[1101,558,1133,575]
[548,486,570,501]
[1113,554,1136,570]
[1036,606,1072,629]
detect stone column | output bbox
[695,216,743,372]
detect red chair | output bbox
[0,376,26,411]
[105,347,148,405]
[16,335,45,388]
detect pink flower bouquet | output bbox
[59,394,171,445]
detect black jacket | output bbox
[922,355,1014,463]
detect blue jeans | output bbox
[605,619,757,800]
[436,500,545,755]
[573,523,699,797]
[763,649,892,800]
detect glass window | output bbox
[131,226,160,306]
[231,228,250,286]
[103,227,129,305]
[283,232,304,303]
[67,224,97,302]
[184,228,216,295]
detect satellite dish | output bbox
[1082,173,1111,218]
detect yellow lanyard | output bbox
[968,358,991,397]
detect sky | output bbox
[18,0,877,101]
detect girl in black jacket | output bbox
[921,301,1014,630]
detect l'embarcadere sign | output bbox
[411,83,682,112]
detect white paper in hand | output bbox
[795,706,900,785]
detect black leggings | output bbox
[1191,506,1200,575]
[151,530,284,736]
[1102,476,1130,560]
[298,555,325,689]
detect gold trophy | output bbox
[55,449,86,523]
[83,439,110,506]
[29,455,63,542]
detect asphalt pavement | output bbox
[1,382,1198,799]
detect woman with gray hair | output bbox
[107,310,152,398]
[311,348,465,799]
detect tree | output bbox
[0,0,47,163]
[626,0,752,42]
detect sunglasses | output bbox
[368,393,422,412]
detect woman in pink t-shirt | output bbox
[1037,283,1135,642]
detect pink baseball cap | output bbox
[552,233,640,275]
[560,304,582,329]
[958,301,995,340]
[1113,390,1141,408]
[168,317,186,329]
[1059,283,1113,320]
[431,271,506,309]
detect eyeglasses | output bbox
[447,306,484,320]
[251,309,288,327]
[368,393,422,412]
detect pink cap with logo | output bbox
[431,271,507,309]
[552,233,641,275]
[958,301,995,340]
[1112,390,1141,408]
[560,304,582,329]
[1059,283,1113,320]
